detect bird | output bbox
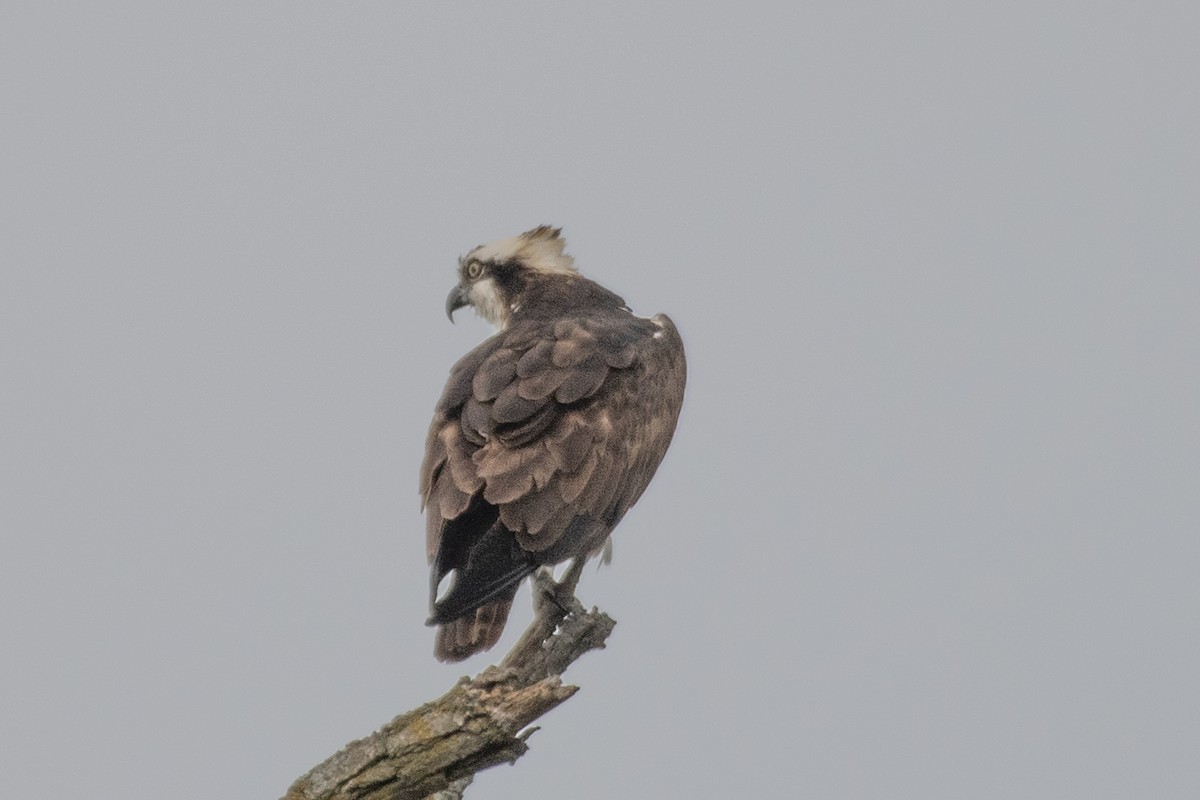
[419,226,687,661]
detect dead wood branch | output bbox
[283,570,616,800]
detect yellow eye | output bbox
[466,261,483,279]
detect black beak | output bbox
[445,285,469,322]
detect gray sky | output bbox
[3,4,1198,798]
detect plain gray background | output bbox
[3,4,1198,798]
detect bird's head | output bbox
[445,225,577,329]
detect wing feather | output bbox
[548,413,594,473]
[500,482,563,535]
[438,339,504,412]
[516,339,555,377]
[578,450,623,518]
[480,466,534,505]
[604,342,638,369]
[494,402,557,448]
[472,349,519,401]
[460,397,493,443]
[492,382,548,424]
[557,448,599,504]
[551,333,594,368]
[441,423,483,496]
[516,368,567,400]
[553,355,609,403]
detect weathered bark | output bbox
[283,568,615,800]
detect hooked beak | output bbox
[445,284,469,322]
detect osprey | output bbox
[419,226,686,661]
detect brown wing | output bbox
[419,309,686,658]
[488,314,685,557]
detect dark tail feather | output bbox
[428,523,536,625]
[434,590,517,662]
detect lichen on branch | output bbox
[284,570,616,800]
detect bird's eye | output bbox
[466,261,483,279]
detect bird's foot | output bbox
[532,559,585,617]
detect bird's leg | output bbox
[532,558,586,617]
[503,558,589,671]
[555,557,586,601]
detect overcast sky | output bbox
[3,4,1198,799]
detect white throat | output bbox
[467,277,509,329]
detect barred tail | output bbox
[434,589,516,662]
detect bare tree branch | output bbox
[283,569,616,800]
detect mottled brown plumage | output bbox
[420,227,686,661]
